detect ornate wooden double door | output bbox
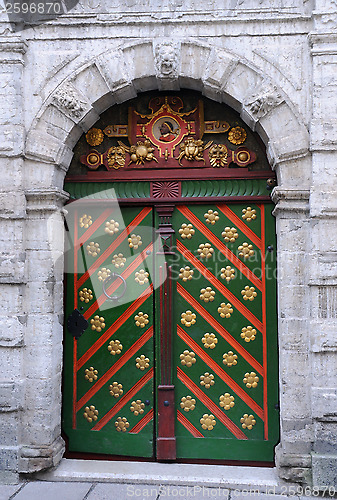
[63,200,278,462]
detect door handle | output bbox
[102,273,127,301]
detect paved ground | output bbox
[0,482,327,500]
[0,460,332,500]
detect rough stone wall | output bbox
[0,0,336,487]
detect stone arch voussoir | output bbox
[25,39,309,184]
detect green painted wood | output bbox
[64,182,151,200]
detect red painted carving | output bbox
[152,181,180,199]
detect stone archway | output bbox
[22,39,311,482]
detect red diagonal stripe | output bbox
[177,206,262,290]
[83,243,153,320]
[216,205,262,249]
[77,207,151,288]
[177,367,248,440]
[129,408,154,434]
[177,410,204,438]
[77,285,153,370]
[76,325,153,410]
[177,283,263,369]
[92,368,154,431]
[177,241,263,331]
[177,325,263,419]
[77,208,114,247]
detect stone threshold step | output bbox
[35,459,287,494]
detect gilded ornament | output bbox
[79,214,93,229]
[90,315,105,332]
[130,400,145,416]
[136,354,150,370]
[200,372,215,389]
[219,393,235,410]
[79,288,93,303]
[199,287,215,303]
[220,266,235,283]
[83,405,98,423]
[241,286,257,301]
[197,243,214,259]
[109,382,123,398]
[242,207,257,222]
[208,144,229,168]
[177,137,212,166]
[243,372,259,389]
[86,128,104,146]
[105,219,120,235]
[240,414,256,430]
[108,339,123,355]
[228,126,247,145]
[97,268,111,281]
[134,312,149,328]
[180,350,196,368]
[241,326,257,343]
[128,234,142,249]
[86,241,100,257]
[106,146,126,170]
[84,366,98,383]
[204,210,219,225]
[112,253,126,268]
[180,395,196,412]
[218,302,233,319]
[223,351,238,367]
[201,332,218,350]
[200,414,216,431]
[119,140,158,165]
[178,223,195,240]
[180,310,196,327]
[179,266,194,281]
[238,242,254,259]
[222,226,239,243]
[115,416,130,432]
[135,269,149,285]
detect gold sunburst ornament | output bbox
[200,372,215,389]
[201,333,218,349]
[180,350,196,367]
[90,316,105,332]
[83,405,98,423]
[204,210,219,225]
[181,310,196,327]
[241,326,257,342]
[199,287,215,303]
[228,126,247,145]
[238,243,254,259]
[86,128,104,146]
[242,207,257,222]
[179,223,195,239]
[240,414,256,430]
[134,312,149,328]
[79,214,93,228]
[136,355,150,370]
[223,351,238,367]
[197,243,214,259]
[243,372,259,388]
[220,266,235,282]
[108,339,123,355]
[179,266,194,281]
[218,302,233,319]
[222,227,239,243]
[180,396,196,412]
[115,416,130,432]
[79,288,93,303]
[84,367,98,383]
[109,382,123,398]
[130,400,145,416]
[219,393,235,410]
[241,286,257,301]
[200,414,216,431]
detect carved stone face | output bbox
[107,146,126,170]
[157,44,176,75]
[208,144,228,168]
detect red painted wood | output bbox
[157,385,176,460]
